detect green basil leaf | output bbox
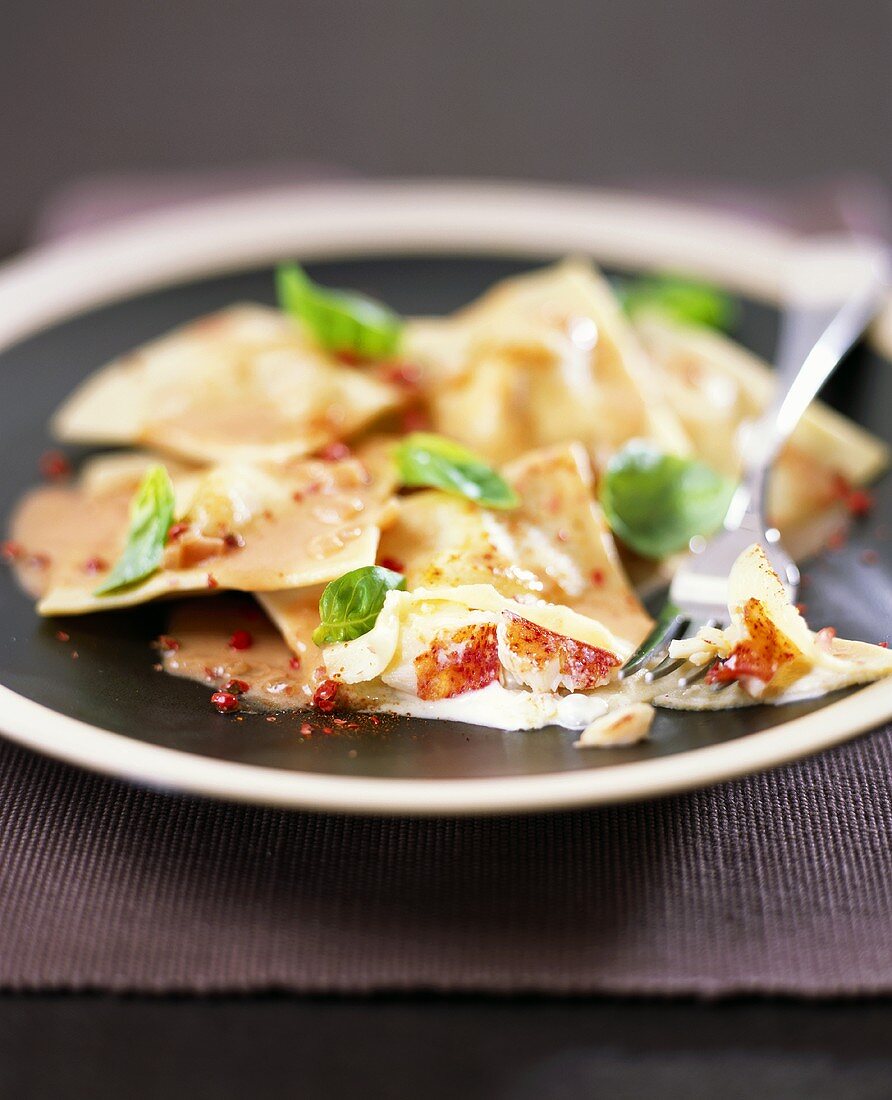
[600,442,736,559]
[394,432,520,510]
[616,274,737,331]
[95,465,176,595]
[276,263,403,359]
[313,565,406,646]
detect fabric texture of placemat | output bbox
[2,170,892,997]
[3,730,892,996]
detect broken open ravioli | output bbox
[52,305,403,464]
[319,583,633,731]
[403,260,690,467]
[661,544,892,709]
[12,447,396,614]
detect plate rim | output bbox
[1,677,892,814]
[1,178,890,815]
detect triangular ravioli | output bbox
[634,313,889,532]
[255,587,326,673]
[52,305,403,463]
[377,442,653,643]
[11,448,396,615]
[315,581,629,729]
[404,260,690,466]
[258,442,652,674]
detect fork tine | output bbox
[643,656,686,683]
[677,661,712,688]
[644,618,721,683]
[619,602,686,679]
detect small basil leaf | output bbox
[95,464,176,595]
[276,263,403,359]
[600,442,736,559]
[616,274,737,331]
[394,432,520,510]
[313,565,406,646]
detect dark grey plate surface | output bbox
[0,257,890,782]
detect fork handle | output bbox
[723,241,888,531]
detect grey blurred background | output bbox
[1,0,890,253]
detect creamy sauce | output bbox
[9,449,395,614]
[161,597,315,710]
[8,479,326,713]
[9,482,133,598]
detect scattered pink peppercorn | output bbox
[1,540,23,562]
[39,449,70,480]
[312,679,339,712]
[211,690,239,713]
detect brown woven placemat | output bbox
[3,730,892,996]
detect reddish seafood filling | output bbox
[707,598,797,685]
[414,623,500,701]
[503,612,619,690]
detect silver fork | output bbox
[620,236,889,686]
